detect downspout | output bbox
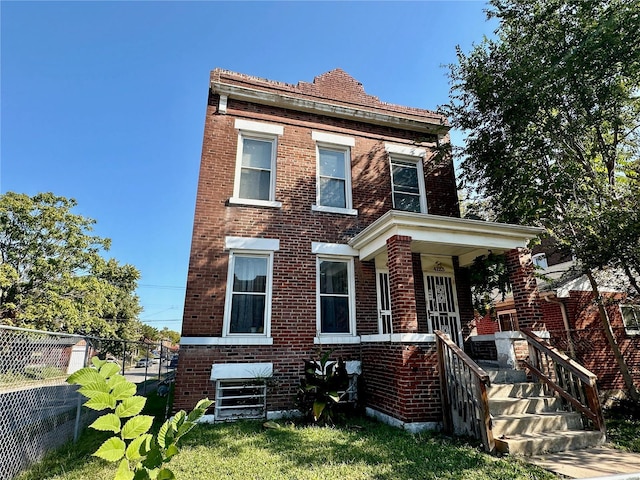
[542,292,576,359]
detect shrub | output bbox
[67,356,212,480]
[297,350,350,425]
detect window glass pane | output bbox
[242,138,272,169]
[230,294,265,333]
[233,256,267,293]
[319,149,345,178]
[622,306,640,329]
[319,177,346,208]
[392,164,420,194]
[320,261,348,294]
[239,168,271,200]
[320,296,350,333]
[393,192,421,212]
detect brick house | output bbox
[474,258,640,393]
[175,68,543,430]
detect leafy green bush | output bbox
[297,350,349,425]
[67,357,212,480]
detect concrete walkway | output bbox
[527,446,640,479]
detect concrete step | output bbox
[492,411,584,437]
[489,396,562,416]
[495,430,605,456]
[488,382,546,399]
[485,368,528,384]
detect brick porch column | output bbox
[386,235,418,333]
[505,248,545,330]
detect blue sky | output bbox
[1,1,496,334]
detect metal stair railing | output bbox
[435,330,495,453]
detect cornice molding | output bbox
[211,81,449,135]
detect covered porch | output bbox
[350,210,545,346]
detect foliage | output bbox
[297,350,350,424]
[467,253,511,315]
[159,328,180,346]
[446,0,640,288]
[605,399,640,453]
[16,417,557,479]
[67,356,212,480]
[0,192,142,339]
[445,0,640,398]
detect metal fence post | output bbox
[73,338,91,443]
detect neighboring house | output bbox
[175,68,543,430]
[474,254,640,393]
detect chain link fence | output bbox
[0,325,174,480]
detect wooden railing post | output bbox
[436,334,452,434]
[435,330,495,453]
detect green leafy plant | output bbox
[298,350,349,424]
[67,356,212,480]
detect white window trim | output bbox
[223,249,274,338]
[315,255,357,338]
[225,237,280,251]
[384,142,426,157]
[210,362,273,380]
[385,142,428,214]
[311,242,359,256]
[311,132,357,215]
[236,119,284,136]
[231,119,283,206]
[181,336,274,346]
[312,131,355,147]
[388,154,428,214]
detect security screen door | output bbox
[424,273,463,346]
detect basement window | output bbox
[214,379,267,421]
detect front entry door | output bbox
[424,273,463,346]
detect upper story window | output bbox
[230,119,284,208]
[385,143,427,214]
[311,131,357,216]
[621,305,640,335]
[223,237,279,337]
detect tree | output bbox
[160,327,181,345]
[0,192,142,339]
[446,0,640,399]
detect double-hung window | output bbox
[621,305,640,335]
[312,131,357,215]
[223,237,279,338]
[230,119,283,208]
[318,258,354,334]
[385,143,427,214]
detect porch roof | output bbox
[348,211,544,266]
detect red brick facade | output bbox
[176,69,540,427]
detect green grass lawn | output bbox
[16,391,556,480]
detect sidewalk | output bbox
[527,446,640,479]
